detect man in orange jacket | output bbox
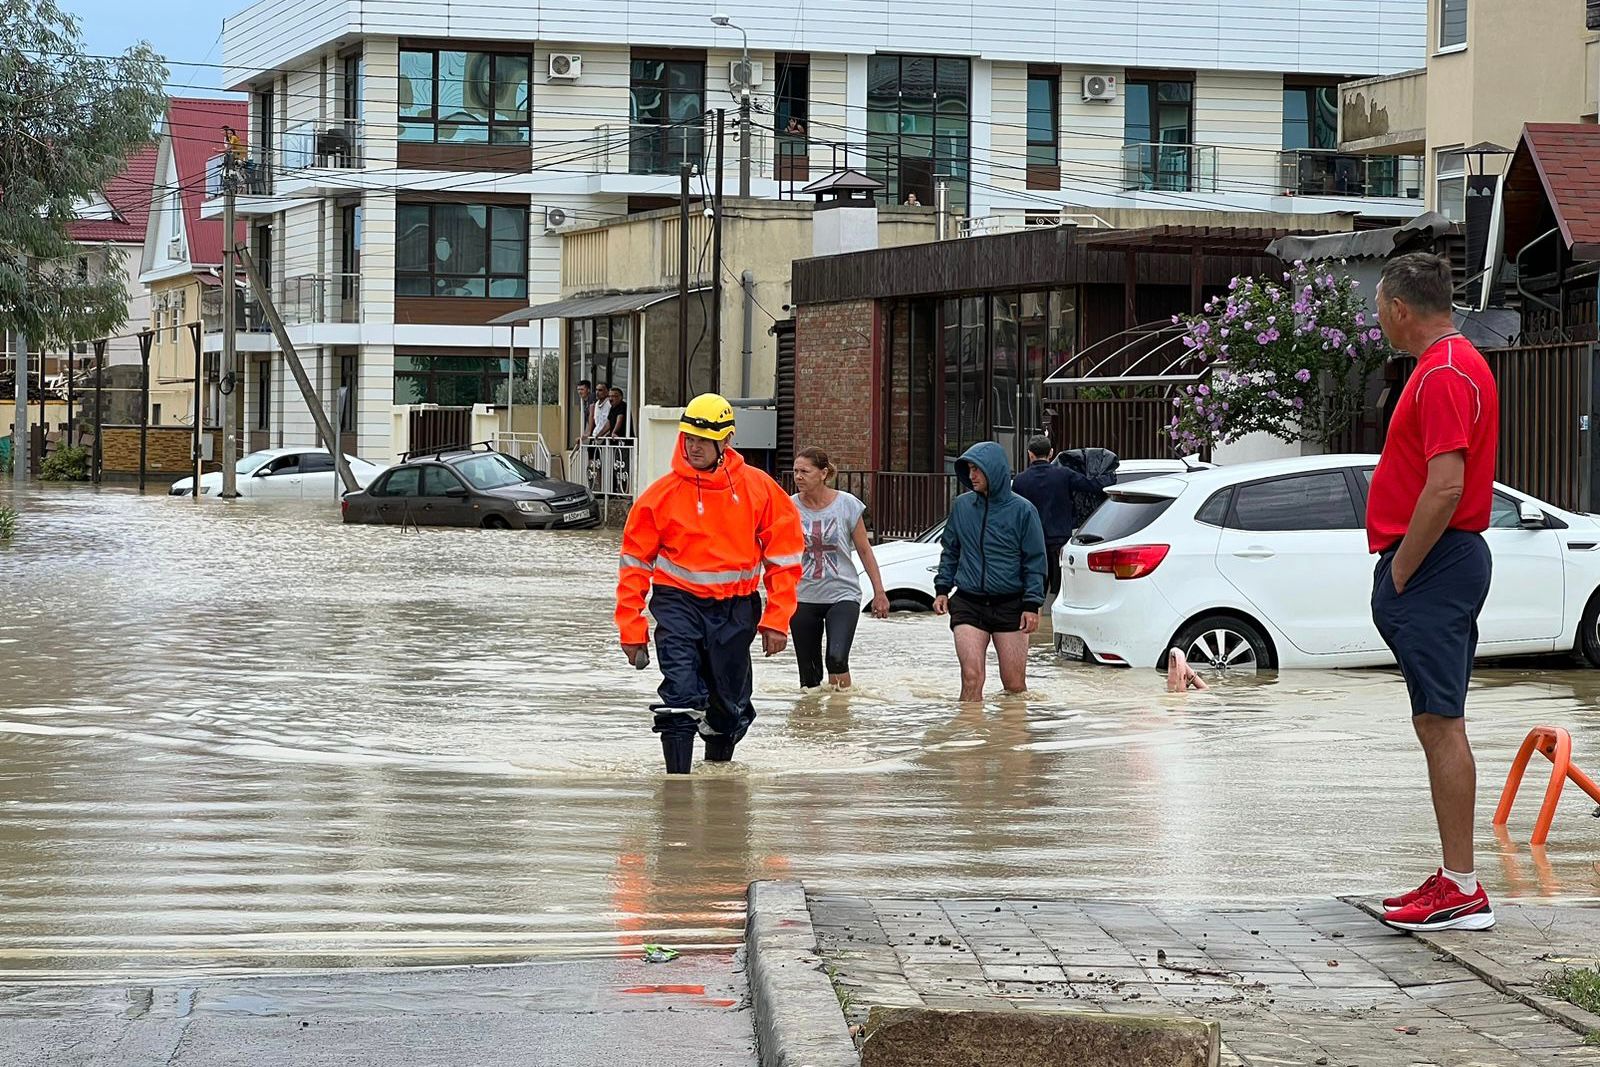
[616,393,805,773]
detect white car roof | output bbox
[1106,454,1380,502]
[248,446,373,463]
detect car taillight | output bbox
[1086,544,1170,580]
[340,496,349,515]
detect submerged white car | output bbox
[855,459,1209,611]
[169,447,384,500]
[1051,453,1600,671]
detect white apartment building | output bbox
[216,0,1429,465]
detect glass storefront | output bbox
[567,316,633,442]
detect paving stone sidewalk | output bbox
[811,895,1600,1067]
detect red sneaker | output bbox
[1383,869,1442,910]
[1381,878,1495,932]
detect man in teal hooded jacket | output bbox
[933,441,1048,701]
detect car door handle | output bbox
[1232,548,1275,560]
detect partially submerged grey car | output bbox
[341,445,600,529]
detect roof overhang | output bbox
[488,287,710,325]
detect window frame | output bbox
[628,52,707,175]
[1434,147,1467,222]
[395,202,529,300]
[1123,74,1197,192]
[398,47,532,145]
[393,354,530,406]
[1223,470,1364,532]
[375,467,422,498]
[1026,68,1061,170]
[255,360,271,431]
[865,53,972,214]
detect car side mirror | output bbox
[1518,501,1546,529]
[444,486,468,499]
[255,468,273,477]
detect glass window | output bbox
[421,465,464,495]
[1232,473,1360,531]
[299,452,334,473]
[378,467,422,497]
[395,203,527,299]
[1490,492,1524,529]
[392,354,528,405]
[775,60,810,175]
[255,361,270,430]
[455,452,532,490]
[399,49,530,144]
[1027,73,1060,167]
[1073,496,1175,544]
[1435,148,1467,222]
[1196,488,1232,527]
[866,54,970,212]
[1125,78,1195,192]
[1440,0,1467,48]
[1282,85,1337,150]
[629,55,706,175]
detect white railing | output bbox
[494,431,555,474]
[568,439,637,500]
[959,212,1114,238]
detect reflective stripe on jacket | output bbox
[615,440,805,645]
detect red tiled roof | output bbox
[68,145,159,244]
[1520,123,1600,260]
[166,96,248,267]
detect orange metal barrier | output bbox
[1492,726,1600,846]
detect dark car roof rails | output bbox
[398,440,500,463]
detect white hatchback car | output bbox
[854,459,1209,611]
[1051,453,1600,671]
[169,448,384,500]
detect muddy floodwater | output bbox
[1,486,1597,981]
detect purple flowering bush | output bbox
[1168,262,1392,453]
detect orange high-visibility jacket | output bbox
[616,443,804,645]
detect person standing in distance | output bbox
[790,447,890,691]
[933,441,1048,702]
[1368,253,1499,932]
[1011,435,1118,596]
[615,394,805,773]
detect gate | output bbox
[406,406,472,456]
[1043,322,1202,460]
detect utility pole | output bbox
[709,15,752,197]
[11,329,27,484]
[92,339,105,484]
[936,179,950,241]
[678,162,692,404]
[137,328,152,493]
[711,109,725,396]
[220,145,240,498]
[189,321,203,499]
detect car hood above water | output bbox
[479,477,591,502]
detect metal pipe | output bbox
[678,163,692,403]
[137,329,152,494]
[1515,226,1563,318]
[189,321,203,499]
[711,109,725,395]
[92,339,105,484]
[741,270,755,398]
[11,329,27,483]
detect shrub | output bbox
[39,444,90,482]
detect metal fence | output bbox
[570,439,637,502]
[493,432,556,475]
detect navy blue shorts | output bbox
[1371,529,1492,718]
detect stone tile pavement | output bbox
[811,895,1600,1067]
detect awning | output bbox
[1265,211,1455,263]
[487,287,709,326]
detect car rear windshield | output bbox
[453,453,534,491]
[1071,495,1174,545]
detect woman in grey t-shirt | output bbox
[790,447,889,690]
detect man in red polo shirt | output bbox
[1367,253,1498,932]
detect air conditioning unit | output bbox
[1082,73,1117,102]
[544,206,574,232]
[167,235,184,260]
[548,53,582,81]
[728,59,764,91]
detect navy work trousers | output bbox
[650,585,761,741]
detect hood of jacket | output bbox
[955,440,1015,501]
[671,434,747,490]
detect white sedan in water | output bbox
[854,459,1208,611]
[1052,453,1600,671]
[169,447,384,499]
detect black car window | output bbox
[422,465,465,496]
[1231,472,1360,531]
[377,468,422,497]
[1195,488,1232,527]
[266,455,299,475]
[1072,494,1174,545]
[298,453,334,473]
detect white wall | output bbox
[1195,71,1286,197]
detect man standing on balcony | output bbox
[616,393,804,774]
[1368,252,1499,933]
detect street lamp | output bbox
[710,13,752,196]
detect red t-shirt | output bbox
[1366,335,1498,553]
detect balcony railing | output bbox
[1121,142,1218,193]
[590,118,771,178]
[200,282,271,334]
[279,273,362,326]
[204,152,273,199]
[281,119,365,172]
[1278,150,1423,199]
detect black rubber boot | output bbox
[703,734,737,763]
[661,734,695,774]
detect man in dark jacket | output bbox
[933,441,1048,701]
[1012,436,1118,595]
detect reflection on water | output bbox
[1,486,1598,980]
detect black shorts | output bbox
[1371,529,1492,718]
[949,592,1026,634]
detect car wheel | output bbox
[1170,614,1274,673]
[887,594,931,613]
[1577,592,1600,667]
[482,514,510,530]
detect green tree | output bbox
[1,0,167,347]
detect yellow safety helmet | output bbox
[679,392,736,441]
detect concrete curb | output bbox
[1346,898,1600,1039]
[746,880,860,1067]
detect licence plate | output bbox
[562,509,590,524]
[1058,634,1086,658]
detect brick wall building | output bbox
[103,427,223,476]
[792,299,878,472]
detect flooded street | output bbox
[2,486,1598,982]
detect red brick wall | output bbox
[793,298,878,472]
